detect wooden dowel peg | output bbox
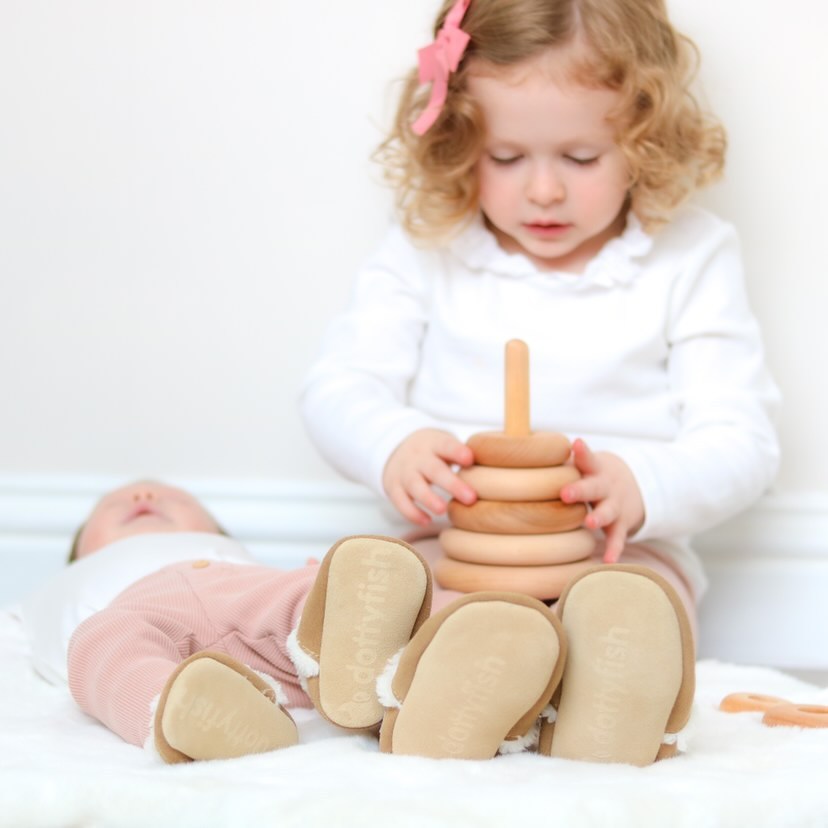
[504,339,530,436]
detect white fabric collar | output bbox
[447,211,654,289]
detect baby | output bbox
[20,479,693,766]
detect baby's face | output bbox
[74,481,222,559]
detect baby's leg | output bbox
[68,606,187,748]
[185,562,320,708]
[68,560,314,755]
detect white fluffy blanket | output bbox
[1,607,826,828]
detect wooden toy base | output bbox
[434,556,596,601]
[439,527,596,566]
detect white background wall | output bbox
[1,0,826,494]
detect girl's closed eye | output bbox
[488,152,523,165]
[564,154,600,166]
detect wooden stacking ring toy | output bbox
[436,339,586,599]
[447,499,586,535]
[719,693,789,713]
[762,703,828,729]
[457,464,580,502]
[435,556,595,601]
[440,527,596,566]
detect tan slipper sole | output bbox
[378,592,566,759]
[154,651,298,763]
[289,535,432,733]
[538,565,695,766]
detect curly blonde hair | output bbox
[376,0,726,240]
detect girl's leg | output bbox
[405,534,465,613]
[407,529,697,638]
[609,542,698,642]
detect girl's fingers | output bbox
[561,476,605,506]
[429,462,477,505]
[602,522,628,563]
[436,436,475,469]
[408,475,449,516]
[571,438,599,475]
[388,483,432,526]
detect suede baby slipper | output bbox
[377,591,566,759]
[538,565,695,766]
[153,651,298,763]
[288,535,432,733]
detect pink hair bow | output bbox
[411,0,472,135]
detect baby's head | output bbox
[69,481,223,562]
[380,0,724,240]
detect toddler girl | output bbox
[301,0,780,631]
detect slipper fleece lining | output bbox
[390,601,561,759]
[318,538,428,729]
[161,658,297,760]
[550,571,683,766]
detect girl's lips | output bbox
[524,222,571,238]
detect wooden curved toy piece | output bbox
[457,464,580,502]
[719,692,789,713]
[762,703,828,729]
[466,340,571,468]
[467,432,571,468]
[447,499,587,535]
[434,556,595,601]
[439,527,596,566]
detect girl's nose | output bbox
[528,165,565,206]
[132,488,156,502]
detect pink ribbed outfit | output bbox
[67,559,318,747]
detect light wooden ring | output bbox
[762,703,828,729]
[439,527,596,566]
[467,431,571,468]
[457,465,580,502]
[448,499,586,535]
[434,556,595,601]
[719,692,789,713]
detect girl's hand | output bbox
[382,428,477,525]
[560,439,644,564]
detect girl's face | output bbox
[468,48,630,273]
[74,481,221,559]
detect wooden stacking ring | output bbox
[447,499,586,535]
[467,431,571,468]
[762,703,828,729]
[457,464,580,502]
[434,556,595,601]
[719,693,789,713]
[439,527,596,566]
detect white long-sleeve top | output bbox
[300,205,780,594]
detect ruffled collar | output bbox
[448,212,654,289]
